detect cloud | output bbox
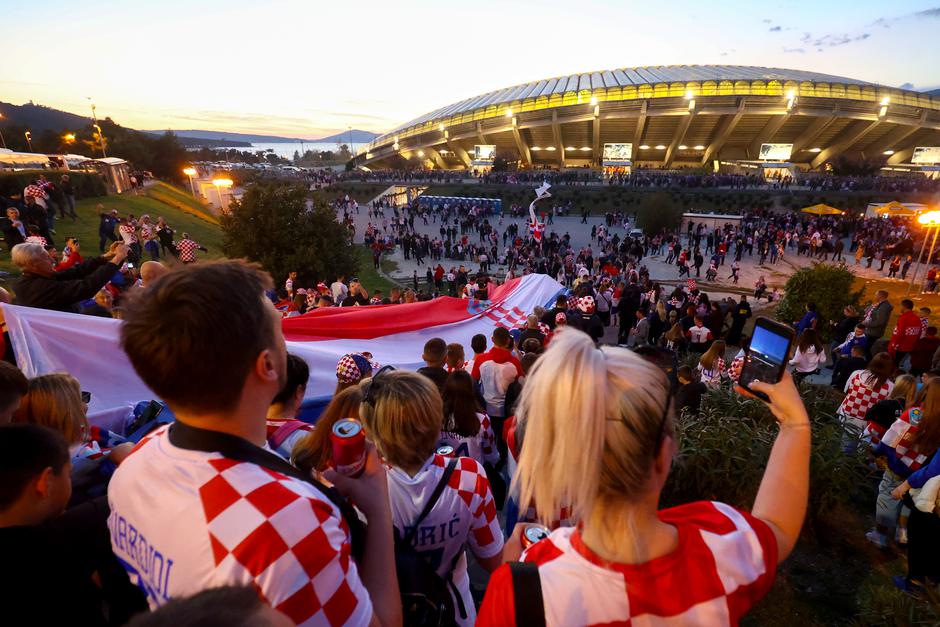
[769,25,782,32]
[783,47,806,54]
[762,18,772,23]
[916,7,940,17]
[869,6,940,28]
[800,32,870,48]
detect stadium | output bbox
[355,65,940,176]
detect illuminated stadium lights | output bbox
[505,109,513,117]
[639,145,650,149]
[684,90,694,100]
[655,145,666,150]
[884,150,895,155]
[693,145,705,150]
[881,97,891,106]
[786,88,797,111]
[809,147,822,152]
[439,123,445,132]
[879,96,890,117]
[545,146,556,151]
[530,146,542,151]
[678,145,688,150]
[590,96,598,106]
[417,150,425,157]
[565,146,576,151]
[580,147,591,151]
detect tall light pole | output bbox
[347,125,353,156]
[183,167,198,197]
[212,177,233,212]
[0,112,6,149]
[88,98,107,157]
[916,211,940,294]
[24,131,32,152]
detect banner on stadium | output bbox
[602,143,632,165]
[3,274,564,418]
[758,143,793,161]
[912,147,940,165]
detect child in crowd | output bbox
[446,343,467,372]
[467,334,487,373]
[334,352,376,394]
[265,354,314,461]
[675,365,708,413]
[417,337,449,392]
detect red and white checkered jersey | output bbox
[388,453,504,626]
[837,370,894,422]
[438,413,499,467]
[119,224,138,245]
[107,426,372,626]
[477,501,777,627]
[23,184,48,201]
[176,238,200,262]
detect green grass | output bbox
[353,245,400,295]
[0,183,224,279]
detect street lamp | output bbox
[183,167,198,197]
[0,112,6,149]
[93,124,107,157]
[909,210,940,295]
[63,133,76,146]
[212,177,234,211]
[24,131,32,152]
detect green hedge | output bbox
[0,170,107,200]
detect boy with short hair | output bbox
[417,337,449,392]
[467,333,487,373]
[674,365,708,413]
[685,316,713,353]
[0,424,145,625]
[445,342,467,372]
[832,344,868,390]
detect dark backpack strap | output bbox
[401,458,458,546]
[509,561,546,627]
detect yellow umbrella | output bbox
[874,201,918,217]
[801,203,844,216]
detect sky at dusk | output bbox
[2,0,939,139]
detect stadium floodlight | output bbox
[545,146,556,151]
[655,145,666,150]
[678,145,688,150]
[685,90,694,100]
[530,146,542,151]
[417,150,425,157]
[639,145,650,149]
[505,109,513,118]
[565,146,576,151]
[580,147,591,151]
[786,89,797,111]
[880,97,891,106]
[809,147,822,153]
[694,145,705,150]
[883,150,895,155]
[590,96,598,106]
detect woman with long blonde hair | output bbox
[478,329,810,626]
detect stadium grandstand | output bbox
[354,65,940,176]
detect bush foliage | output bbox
[662,382,867,525]
[0,170,107,199]
[220,183,359,289]
[777,263,864,341]
[637,191,685,235]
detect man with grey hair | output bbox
[12,242,128,312]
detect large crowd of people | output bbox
[1,165,940,626]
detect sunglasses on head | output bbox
[362,365,396,407]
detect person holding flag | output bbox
[529,182,551,245]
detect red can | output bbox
[436,445,455,458]
[521,525,550,550]
[331,418,366,477]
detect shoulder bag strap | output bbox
[269,420,308,450]
[401,458,458,546]
[509,561,546,627]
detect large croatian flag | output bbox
[3,274,563,421]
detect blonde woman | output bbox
[478,329,810,626]
[15,373,132,506]
[360,370,509,626]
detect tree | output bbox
[220,183,360,287]
[777,263,864,341]
[636,191,684,235]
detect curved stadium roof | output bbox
[361,64,940,168]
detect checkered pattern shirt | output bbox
[837,370,894,422]
[388,453,504,626]
[108,426,372,626]
[439,413,499,467]
[477,501,777,626]
[23,184,47,201]
[176,238,200,263]
[879,408,931,473]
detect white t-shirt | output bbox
[438,413,499,467]
[388,454,504,626]
[108,426,372,626]
[331,281,349,303]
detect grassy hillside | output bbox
[0,182,224,278]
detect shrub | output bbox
[662,382,867,525]
[637,191,684,234]
[0,169,107,199]
[777,264,864,341]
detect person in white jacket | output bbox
[789,329,827,381]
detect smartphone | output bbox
[738,317,795,402]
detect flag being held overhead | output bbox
[528,182,551,242]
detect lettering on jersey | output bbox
[108,509,173,603]
[401,512,462,550]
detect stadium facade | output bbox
[355,65,940,171]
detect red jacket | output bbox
[889,310,923,354]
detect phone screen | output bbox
[739,322,791,395]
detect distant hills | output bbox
[141,128,380,144]
[0,101,380,148]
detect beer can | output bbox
[521,525,550,549]
[331,418,366,477]
[436,445,455,458]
